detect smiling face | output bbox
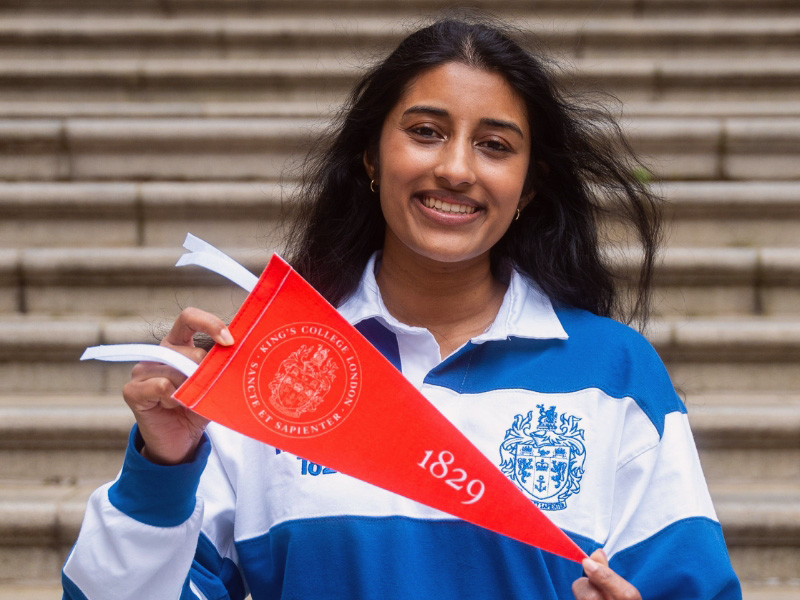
[365,61,532,268]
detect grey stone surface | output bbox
[0,362,109,395]
[0,55,797,105]
[727,119,800,180]
[4,15,800,61]
[664,318,800,359]
[0,250,19,314]
[0,319,100,361]
[4,99,800,120]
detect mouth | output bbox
[418,194,479,215]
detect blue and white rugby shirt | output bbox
[63,255,742,600]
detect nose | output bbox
[433,137,476,188]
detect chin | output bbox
[412,246,489,266]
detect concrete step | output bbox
[741,585,800,600]
[0,584,63,600]
[0,117,321,181]
[1,116,800,182]
[0,56,797,105]
[692,403,800,486]
[661,181,800,248]
[644,247,800,317]
[0,181,284,249]
[686,390,800,408]
[2,99,800,120]
[711,484,800,587]
[2,16,799,60]
[572,18,800,58]
[1,314,799,393]
[0,479,795,588]
[0,482,89,587]
[0,316,222,396]
[0,99,335,120]
[1,0,799,18]
[0,0,637,18]
[6,245,260,317]
[0,395,131,484]
[2,245,799,317]
[2,181,798,250]
[652,318,800,392]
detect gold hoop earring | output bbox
[514,208,521,221]
[370,179,378,193]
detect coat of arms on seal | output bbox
[499,405,586,511]
[268,343,338,418]
[245,323,360,438]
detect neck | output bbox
[376,236,507,357]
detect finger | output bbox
[572,577,604,600]
[163,307,234,348]
[123,376,179,412]
[582,557,641,600]
[130,362,191,389]
[147,342,208,365]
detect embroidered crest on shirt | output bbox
[499,405,586,511]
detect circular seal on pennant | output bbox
[243,322,361,438]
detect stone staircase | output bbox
[1,1,799,598]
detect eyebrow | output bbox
[401,105,525,139]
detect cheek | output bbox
[379,130,436,182]
[485,161,529,203]
[382,150,431,187]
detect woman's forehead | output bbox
[392,62,529,130]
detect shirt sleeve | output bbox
[605,411,742,599]
[62,425,247,600]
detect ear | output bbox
[518,188,536,211]
[363,151,376,181]
[519,159,548,210]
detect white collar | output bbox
[337,253,568,342]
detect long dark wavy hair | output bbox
[284,16,662,327]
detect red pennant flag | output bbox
[173,254,586,563]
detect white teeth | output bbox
[421,196,476,215]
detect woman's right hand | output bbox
[122,307,235,466]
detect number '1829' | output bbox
[417,450,485,504]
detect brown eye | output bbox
[411,126,439,138]
[481,140,511,153]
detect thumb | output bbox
[581,549,641,600]
[588,548,609,567]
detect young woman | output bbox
[63,18,741,600]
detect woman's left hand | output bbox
[572,549,642,600]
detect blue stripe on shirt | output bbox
[108,426,212,527]
[188,532,247,600]
[62,570,90,600]
[236,515,599,600]
[610,517,742,600]
[355,317,402,371]
[425,308,685,437]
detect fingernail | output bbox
[219,328,234,346]
[582,558,599,575]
